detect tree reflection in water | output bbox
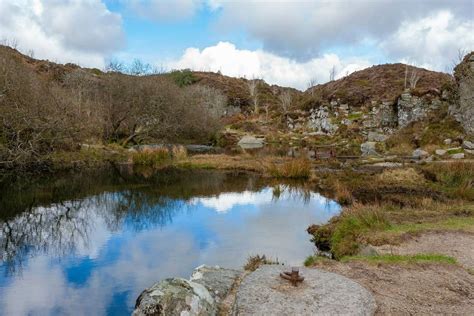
[1,168,314,275]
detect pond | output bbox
[0,168,340,315]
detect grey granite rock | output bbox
[238,136,264,149]
[233,265,376,316]
[134,265,242,316]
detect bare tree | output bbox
[129,58,151,76]
[307,77,317,96]
[247,78,259,114]
[279,90,292,113]
[105,59,125,73]
[329,65,336,81]
[409,68,420,89]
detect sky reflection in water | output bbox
[0,174,340,315]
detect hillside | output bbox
[302,63,452,109]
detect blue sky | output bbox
[0,0,472,89]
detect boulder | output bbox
[451,52,474,135]
[462,140,474,150]
[237,136,264,149]
[435,149,447,156]
[233,265,376,315]
[133,266,241,316]
[133,278,216,316]
[360,142,378,156]
[451,153,465,159]
[412,148,429,159]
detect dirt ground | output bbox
[314,231,474,315]
[375,231,474,269]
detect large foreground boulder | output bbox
[451,52,474,135]
[133,265,241,316]
[233,265,376,315]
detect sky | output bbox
[0,0,473,90]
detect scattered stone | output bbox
[435,149,447,156]
[360,142,378,156]
[233,265,376,315]
[451,153,465,159]
[238,136,264,149]
[367,132,387,142]
[466,149,474,155]
[425,155,434,162]
[412,148,429,159]
[444,139,452,145]
[133,265,241,316]
[462,140,474,150]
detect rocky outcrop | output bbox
[451,52,474,135]
[307,107,338,135]
[233,265,376,315]
[133,265,241,316]
[397,92,441,128]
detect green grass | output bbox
[304,255,330,266]
[341,253,457,265]
[447,148,463,155]
[347,112,363,120]
[329,205,391,259]
[387,217,474,234]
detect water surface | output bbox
[0,168,340,315]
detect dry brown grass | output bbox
[387,143,413,156]
[266,158,311,178]
[377,168,425,186]
[171,145,187,160]
[332,179,353,205]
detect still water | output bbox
[0,168,340,315]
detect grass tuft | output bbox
[244,254,279,271]
[267,158,311,178]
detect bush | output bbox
[169,69,197,87]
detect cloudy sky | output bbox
[0,0,472,89]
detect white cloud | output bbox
[0,0,125,67]
[381,10,474,70]
[214,0,472,61]
[168,41,371,89]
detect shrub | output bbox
[169,69,197,87]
